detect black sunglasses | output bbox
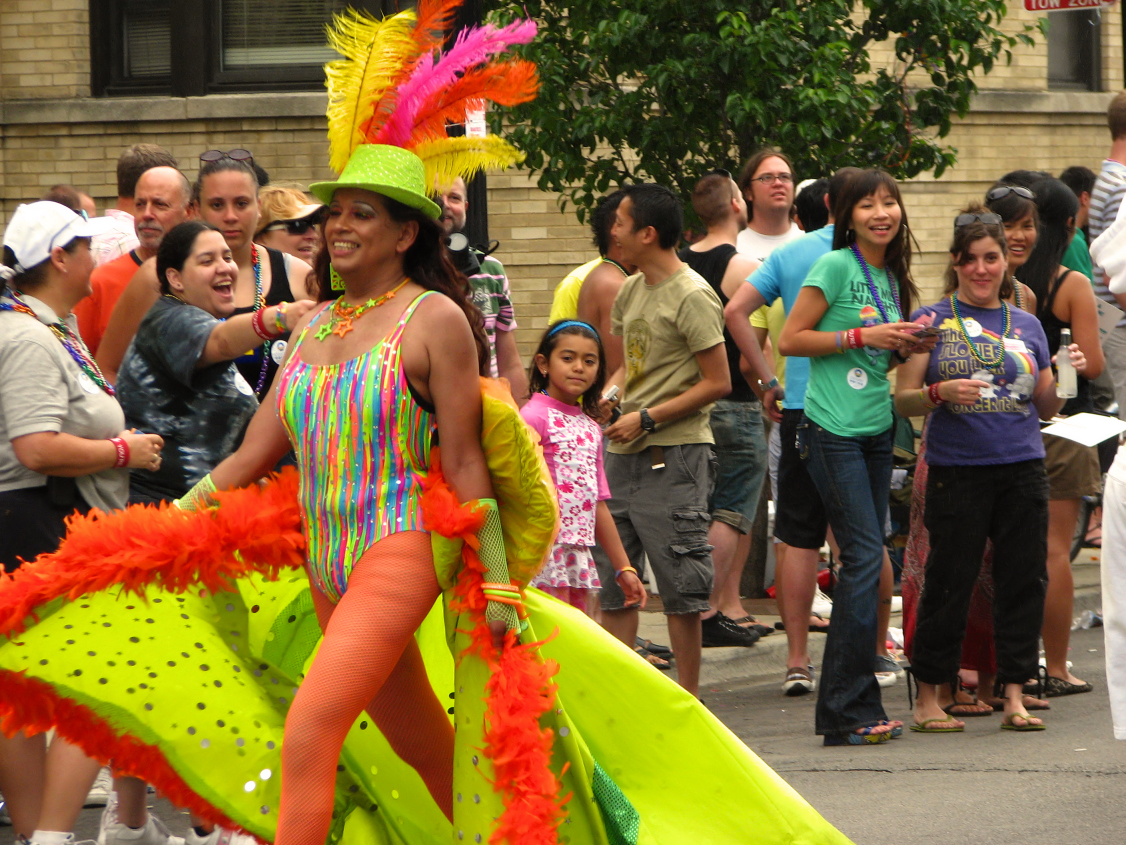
[955,212,1002,229]
[986,185,1034,202]
[200,148,254,165]
[706,168,732,179]
[263,217,321,236]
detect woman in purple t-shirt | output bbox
[895,207,1076,734]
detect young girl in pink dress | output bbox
[522,320,646,615]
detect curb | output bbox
[636,558,1105,690]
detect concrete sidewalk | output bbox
[634,548,1105,690]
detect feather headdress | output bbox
[323,0,538,189]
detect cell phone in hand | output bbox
[912,327,941,338]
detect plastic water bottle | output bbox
[1056,328,1077,399]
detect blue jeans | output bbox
[799,417,892,736]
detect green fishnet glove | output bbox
[175,473,217,512]
[475,498,519,632]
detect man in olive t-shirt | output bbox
[598,184,731,697]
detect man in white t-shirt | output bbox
[735,150,803,261]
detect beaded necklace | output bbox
[0,289,115,395]
[950,293,1010,371]
[247,244,269,393]
[1012,280,1024,311]
[849,243,900,323]
[314,278,410,340]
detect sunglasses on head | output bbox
[200,148,254,165]
[986,185,1034,202]
[706,168,732,179]
[955,212,1002,230]
[263,217,321,236]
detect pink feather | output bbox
[375,19,537,147]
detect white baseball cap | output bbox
[1,201,114,278]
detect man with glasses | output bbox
[735,150,803,261]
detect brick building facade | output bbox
[0,2,1122,356]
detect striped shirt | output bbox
[468,253,517,378]
[1089,158,1126,326]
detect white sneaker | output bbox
[96,791,118,845]
[102,816,183,845]
[27,834,98,845]
[875,670,898,688]
[85,768,113,808]
[811,587,833,618]
[184,828,257,845]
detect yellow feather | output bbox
[414,136,526,194]
[324,8,420,173]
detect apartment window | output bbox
[90,1,410,97]
[1047,10,1101,92]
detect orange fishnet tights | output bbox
[274,531,454,845]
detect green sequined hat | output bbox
[309,144,441,220]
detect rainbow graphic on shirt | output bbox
[937,316,1036,375]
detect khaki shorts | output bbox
[1043,432,1101,500]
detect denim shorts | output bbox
[708,399,768,534]
[596,443,716,615]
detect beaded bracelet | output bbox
[928,382,944,406]
[251,308,273,341]
[273,302,288,335]
[614,565,638,581]
[109,436,130,468]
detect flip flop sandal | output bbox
[943,701,994,717]
[634,645,672,670]
[634,637,673,656]
[987,696,1050,712]
[909,718,964,733]
[878,719,904,738]
[824,726,891,746]
[1001,712,1046,731]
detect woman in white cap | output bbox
[0,201,164,845]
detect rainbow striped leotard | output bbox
[276,291,435,603]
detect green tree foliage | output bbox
[485,1,1039,220]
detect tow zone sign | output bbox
[1024,0,1115,9]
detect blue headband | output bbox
[547,319,600,340]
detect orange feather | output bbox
[410,60,539,143]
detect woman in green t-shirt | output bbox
[779,169,930,746]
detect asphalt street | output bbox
[708,626,1125,845]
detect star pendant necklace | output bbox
[315,277,410,340]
